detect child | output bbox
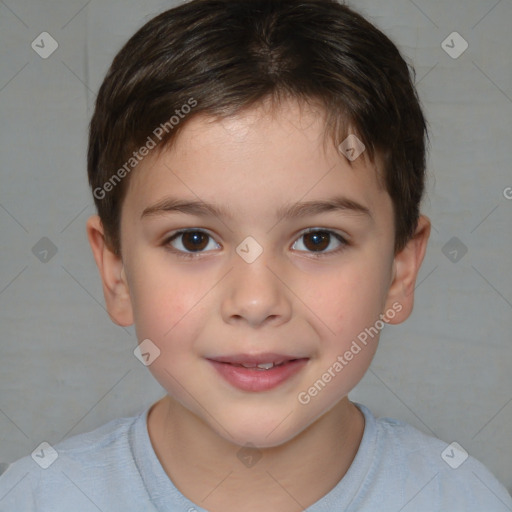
[1,0,510,510]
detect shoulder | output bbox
[0,411,150,512]
[356,404,512,511]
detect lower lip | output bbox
[208,359,308,392]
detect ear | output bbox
[384,215,431,324]
[86,215,134,327]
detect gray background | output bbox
[1,0,511,495]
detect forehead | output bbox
[123,99,390,222]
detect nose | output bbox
[220,251,293,329]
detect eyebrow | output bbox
[141,195,372,221]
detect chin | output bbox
[225,426,299,449]
[214,408,316,449]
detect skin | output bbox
[87,98,430,512]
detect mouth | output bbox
[229,361,290,370]
[209,353,306,368]
[207,353,309,391]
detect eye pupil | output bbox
[304,232,330,252]
[183,232,208,251]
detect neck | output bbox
[147,395,364,512]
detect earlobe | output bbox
[86,215,134,327]
[384,215,431,324]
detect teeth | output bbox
[257,362,275,370]
[237,361,285,369]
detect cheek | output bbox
[299,262,387,336]
[128,262,205,346]
[129,276,208,402]
[294,269,385,415]
[298,257,392,399]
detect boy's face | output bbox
[88,98,429,447]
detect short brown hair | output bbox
[88,0,429,255]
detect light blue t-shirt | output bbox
[0,402,510,511]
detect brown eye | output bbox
[182,231,209,251]
[292,229,348,255]
[302,231,331,252]
[167,230,219,254]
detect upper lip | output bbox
[207,353,308,365]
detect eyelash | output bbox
[163,228,350,260]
